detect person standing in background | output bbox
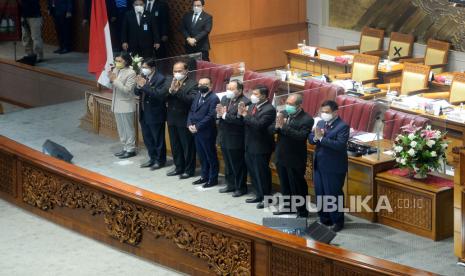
[180,0,212,61]
[19,0,44,62]
[48,0,73,54]
[144,0,169,58]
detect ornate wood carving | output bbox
[270,246,331,275]
[21,164,252,275]
[0,151,15,196]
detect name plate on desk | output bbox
[319,54,335,62]
[302,46,317,57]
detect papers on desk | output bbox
[391,96,452,115]
[332,80,354,91]
[319,54,336,62]
[446,110,465,123]
[352,133,380,143]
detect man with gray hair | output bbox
[270,93,314,217]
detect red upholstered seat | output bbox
[335,95,382,132]
[302,79,344,117]
[195,60,233,92]
[382,109,430,140]
[243,71,281,101]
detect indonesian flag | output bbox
[88,0,113,88]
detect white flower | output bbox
[426,140,435,148]
[408,148,416,156]
[410,141,417,148]
[408,134,415,140]
[400,158,407,165]
[441,143,448,149]
[396,157,401,163]
[431,151,437,157]
[394,146,403,153]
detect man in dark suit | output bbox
[48,0,73,54]
[180,0,213,61]
[144,0,169,58]
[238,85,276,209]
[187,77,220,188]
[270,94,314,217]
[309,100,349,232]
[163,61,198,179]
[216,80,250,197]
[135,58,167,170]
[121,0,160,58]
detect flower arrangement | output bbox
[392,122,448,179]
[130,54,143,74]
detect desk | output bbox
[376,170,453,241]
[307,139,396,222]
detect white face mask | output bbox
[193,6,203,14]
[250,95,260,104]
[225,90,235,99]
[174,72,186,81]
[134,5,144,13]
[321,113,334,122]
[141,68,152,76]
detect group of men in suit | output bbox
[134,58,349,232]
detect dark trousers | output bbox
[313,168,346,226]
[140,119,166,164]
[245,152,271,200]
[186,47,209,61]
[277,164,308,215]
[51,10,72,50]
[111,7,128,52]
[168,125,196,175]
[129,46,154,59]
[194,133,218,182]
[155,41,167,58]
[222,147,247,192]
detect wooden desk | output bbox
[455,150,465,261]
[376,170,453,241]
[377,63,404,83]
[431,71,456,91]
[307,139,396,222]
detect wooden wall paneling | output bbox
[250,0,302,29]
[210,39,252,69]
[166,0,191,57]
[205,0,251,35]
[251,31,300,70]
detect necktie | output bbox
[147,1,153,12]
[137,12,141,25]
[252,105,257,115]
[192,13,199,24]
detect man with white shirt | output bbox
[121,0,160,58]
[180,0,213,61]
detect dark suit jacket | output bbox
[180,11,212,51]
[243,101,276,155]
[19,0,42,18]
[163,77,198,127]
[309,117,350,173]
[48,0,72,15]
[270,110,314,168]
[145,0,169,37]
[83,0,116,20]
[121,10,160,54]
[134,72,167,125]
[187,92,220,138]
[218,95,251,150]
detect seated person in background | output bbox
[239,85,276,209]
[216,80,251,197]
[270,94,314,217]
[135,58,167,170]
[188,77,220,188]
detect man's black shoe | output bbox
[114,150,126,157]
[245,197,261,204]
[219,187,234,193]
[320,220,333,227]
[296,212,308,218]
[273,210,295,216]
[59,49,70,54]
[179,173,194,179]
[140,160,154,168]
[119,151,136,159]
[202,180,218,188]
[166,169,182,176]
[256,202,265,209]
[150,163,165,170]
[232,190,247,197]
[192,178,207,185]
[53,48,62,54]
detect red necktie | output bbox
[252,106,257,115]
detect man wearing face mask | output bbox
[309,100,349,232]
[135,58,167,170]
[121,0,160,58]
[187,78,220,188]
[163,61,198,179]
[269,94,314,217]
[216,80,250,197]
[238,85,276,209]
[180,0,213,61]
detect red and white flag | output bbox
[88,0,113,88]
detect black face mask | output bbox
[199,85,210,94]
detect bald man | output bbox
[270,94,314,217]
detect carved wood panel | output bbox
[21,163,252,275]
[166,0,191,57]
[0,151,15,197]
[378,184,432,230]
[270,246,331,275]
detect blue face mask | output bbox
[285,104,297,115]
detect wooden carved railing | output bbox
[0,136,434,275]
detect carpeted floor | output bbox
[0,100,464,275]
